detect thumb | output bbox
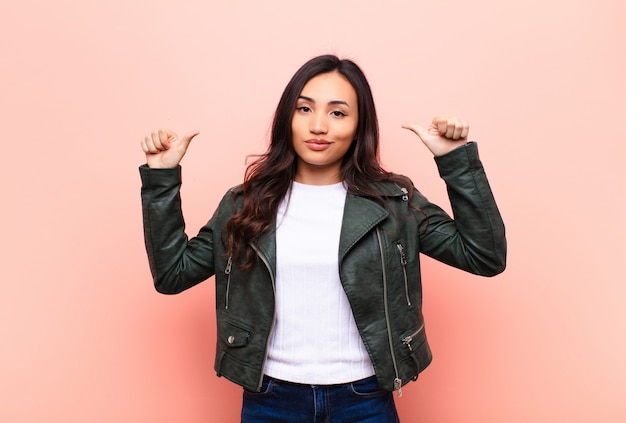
[401,122,428,142]
[179,131,200,148]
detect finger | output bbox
[445,119,456,138]
[435,118,447,136]
[150,130,166,151]
[158,128,175,150]
[452,122,464,139]
[449,120,469,139]
[143,135,161,154]
[431,116,444,132]
[460,124,469,139]
[456,121,470,139]
[140,139,150,153]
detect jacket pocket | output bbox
[401,323,425,353]
[396,242,411,306]
[214,318,261,390]
[400,324,431,379]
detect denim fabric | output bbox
[241,375,400,423]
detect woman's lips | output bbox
[304,139,331,151]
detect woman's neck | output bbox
[294,163,342,185]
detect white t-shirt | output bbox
[263,181,375,384]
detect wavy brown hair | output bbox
[226,54,413,270]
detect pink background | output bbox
[1,0,625,421]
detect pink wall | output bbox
[1,0,625,421]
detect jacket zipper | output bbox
[396,243,411,306]
[401,322,424,352]
[250,244,276,392]
[224,256,233,310]
[377,227,403,397]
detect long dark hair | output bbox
[226,54,412,270]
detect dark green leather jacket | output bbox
[139,142,506,394]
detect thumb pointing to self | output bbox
[402,117,469,157]
[142,129,200,169]
[401,122,429,142]
[179,131,200,150]
[165,130,200,166]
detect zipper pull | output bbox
[225,256,232,275]
[394,378,403,397]
[397,244,407,266]
[402,335,413,351]
[224,256,233,310]
[397,243,412,307]
[400,187,409,201]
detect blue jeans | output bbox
[241,375,400,423]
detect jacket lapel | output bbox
[339,194,389,262]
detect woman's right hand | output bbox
[141,129,199,168]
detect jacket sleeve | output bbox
[413,142,507,276]
[139,164,218,294]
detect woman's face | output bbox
[291,71,358,185]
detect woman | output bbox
[139,54,506,422]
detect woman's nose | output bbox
[310,112,328,134]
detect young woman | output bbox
[139,54,506,422]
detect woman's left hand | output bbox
[402,116,469,157]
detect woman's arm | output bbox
[403,117,506,276]
[139,128,217,293]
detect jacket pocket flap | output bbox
[221,320,250,348]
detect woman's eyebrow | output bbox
[298,95,350,107]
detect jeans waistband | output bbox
[262,374,378,388]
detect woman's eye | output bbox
[331,110,346,117]
[297,106,311,113]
